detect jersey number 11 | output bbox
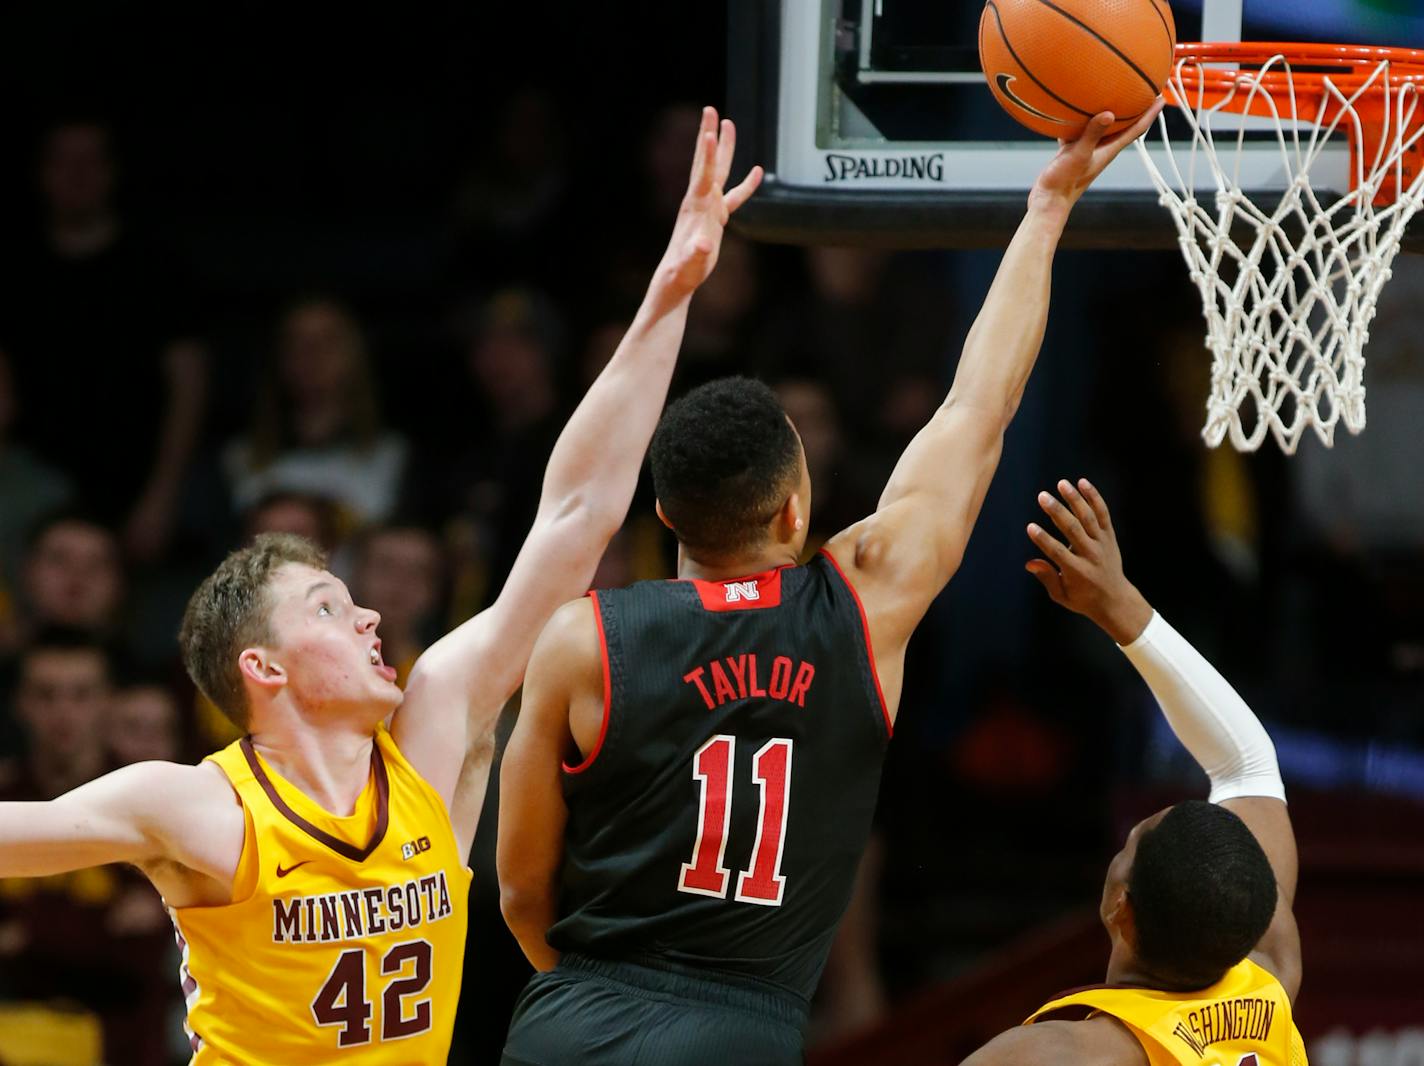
[677,735,793,907]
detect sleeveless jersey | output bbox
[169,724,471,1065]
[1026,958,1308,1066]
[549,551,892,1003]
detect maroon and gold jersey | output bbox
[169,724,470,1064]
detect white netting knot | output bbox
[1136,51,1424,453]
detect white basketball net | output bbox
[1135,53,1424,453]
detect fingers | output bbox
[1058,478,1101,538]
[1025,558,1067,605]
[1077,477,1113,532]
[714,118,736,187]
[1027,522,1074,569]
[1037,490,1090,553]
[1093,97,1165,159]
[724,165,764,213]
[1133,96,1167,139]
[1066,112,1115,159]
[688,107,719,195]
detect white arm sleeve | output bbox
[1119,612,1286,804]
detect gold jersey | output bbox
[169,725,471,1065]
[1026,958,1307,1066]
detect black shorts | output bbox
[500,953,808,1066]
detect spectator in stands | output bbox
[451,89,571,292]
[242,490,343,553]
[349,522,445,686]
[0,119,207,562]
[18,512,125,642]
[421,288,564,607]
[753,247,949,457]
[107,682,181,766]
[0,631,174,1065]
[593,103,706,310]
[774,377,880,548]
[0,349,73,655]
[223,296,409,528]
[677,235,763,389]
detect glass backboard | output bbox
[727,0,1424,249]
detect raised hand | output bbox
[652,106,764,308]
[1025,478,1154,645]
[1029,98,1164,211]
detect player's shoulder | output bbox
[120,760,247,905]
[103,757,234,805]
[824,504,942,589]
[963,1016,1148,1066]
[121,759,243,827]
[523,594,594,651]
[532,596,601,673]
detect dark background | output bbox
[0,4,1420,1064]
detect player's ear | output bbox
[238,647,288,694]
[1106,885,1137,947]
[654,499,675,532]
[779,492,805,540]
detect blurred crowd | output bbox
[0,79,1422,1066]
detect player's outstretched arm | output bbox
[0,761,238,886]
[496,598,602,972]
[821,105,1161,723]
[1026,478,1302,1002]
[395,109,763,852]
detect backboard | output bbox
[727,0,1424,249]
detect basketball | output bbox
[979,0,1177,139]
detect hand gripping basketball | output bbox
[1029,100,1163,209]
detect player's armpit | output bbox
[497,598,598,972]
[0,761,237,883]
[395,504,614,828]
[1221,796,1303,1002]
[821,403,1004,717]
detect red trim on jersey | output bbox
[689,568,784,611]
[564,590,612,774]
[818,548,893,738]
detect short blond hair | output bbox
[179,533,326,729]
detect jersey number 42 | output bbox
[677,735,793,907]
[311,940,434,1048]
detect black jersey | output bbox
[548,551,892,1003]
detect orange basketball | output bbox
[979,0,1177,139]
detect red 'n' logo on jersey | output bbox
[724,580,759,603]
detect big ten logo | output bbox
[400,837,432,861]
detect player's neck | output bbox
[1105,955,1194,993]
[247,714,378,817]
[676,543,801,583]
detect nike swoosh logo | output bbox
[995,74,1070,125]
[276,860,312,878]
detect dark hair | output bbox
[179,533,328,729]
[649,377,802,555]
[24,506,113,552]
[243,491,342,552]
[1128,800,1279,988]
[250,296,382,468]
[20,627,113,679]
